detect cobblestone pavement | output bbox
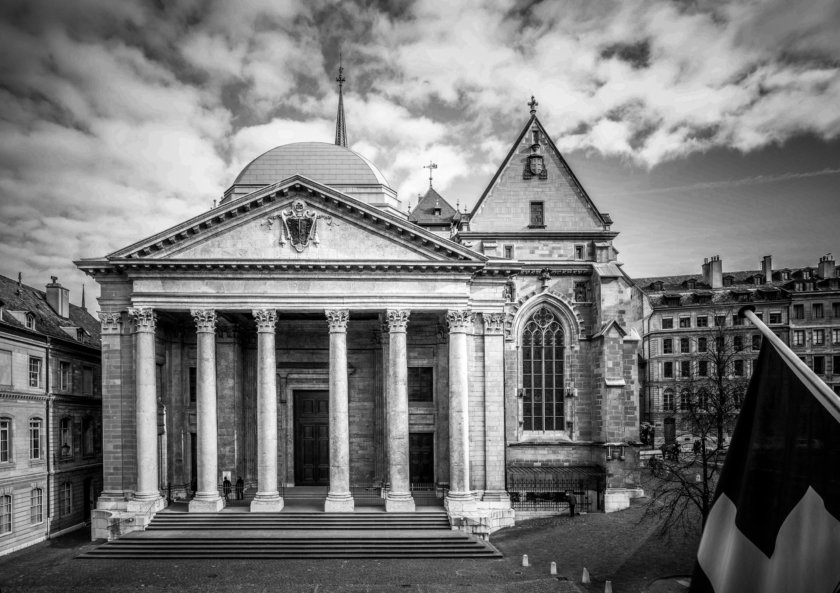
[0,498,698,593]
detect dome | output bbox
[233,142,390,187]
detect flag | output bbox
[690,336,840,593]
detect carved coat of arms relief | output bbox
[265,199,334,252]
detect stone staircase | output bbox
[79,510,501,559]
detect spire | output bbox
[335,53,347,148]
[528,95,538,115]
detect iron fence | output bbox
[507,469,604,513]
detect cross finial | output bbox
[423,161,438,188]
[336,51,345,87]
[528,95,538,115]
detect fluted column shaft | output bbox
[251,309,283,511]
[385,310,415,512]
[325,309,354,512]
[189,309,224,512]
[446,310,475,508]
[130,308,159,500]
[482,313,509,501]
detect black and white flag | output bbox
[691,333,840,592]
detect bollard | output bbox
[582,567,591,584]
[550,562,557,575]
[522,554,529,567]
[605,580,613,593]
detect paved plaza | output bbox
[0,499,698,593]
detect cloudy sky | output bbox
[1,0,839,310]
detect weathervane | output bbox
[423,161,438,188]
[528,95,538,115]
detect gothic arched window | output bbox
[522,307,565,431]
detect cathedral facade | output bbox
[78,96,644,538]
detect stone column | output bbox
[128,307,161,501]
[189,309,224,512]
[251,309,284,512]
[482,313,510,502]
[97,311,127,504]
[445,309,476,512]
[325,309,354,512]
[385,309,415,512]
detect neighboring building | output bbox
[638,254,840,446]
[76,91,644,540]
[0,275,102,556]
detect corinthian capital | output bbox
[190,309,217,333]
[252,309,277,332]
[98,311,123,335]
[326,309,349,332]
[128,307,156,333]
[386,309,410,332]
[482,313,505,335]
[446,309,474,333]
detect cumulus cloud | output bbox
[0,0,838,305]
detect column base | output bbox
[385,492,416,512]
[250,495,284,513]
[445,491,477,514]
[324,492,355,513]
[189,496,224,513]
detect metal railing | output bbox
[507,474,602,513]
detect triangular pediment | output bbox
[469,115,610,232]
[107,176,485,266]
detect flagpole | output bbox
[738,305,840,423]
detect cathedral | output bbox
[77,74,644,538]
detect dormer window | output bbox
[651,281,664,291]
[723,276,734,287]
[25,313,35,330]
[76,328,86,342]
[684,279,697,289]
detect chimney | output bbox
[702,255,723,289]
[817,254,836,279]
[46,276,70,318]
[761,255,773,284]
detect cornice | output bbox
[455,231,618,241]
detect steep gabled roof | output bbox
[408,187,458,225]
[469,114,609,226]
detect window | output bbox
[715,336,724,351]
[59,417,73,459]
[833,302,840,318]
[82,417,95,457]
[29,357,42,388]
[679,317,691,328]
[60,482,72,516]
[0,350,10,386]
[0,495,10,534]
[734,335,743,351]
[662,318,674,329]
[698,337,708,353]
[663,388,675,411]
[82,367,93,396]
[698,360,709,377]
[29,418,41,460]
[680,360,691,378]
[189,367,197,404]
[733,315,743,326]
[814,330,825,346]
[521,307,565,431]
[574,245,585,260]
[814,356,825,375]
[833,355,840,375]
[723,276,733,287]
[25,313,35,330]
[60,361,72,391]
[833,329,840,345]
[813,303,824,319]
[752,335,761,351]
[529,201,545,227]
[503,245,514,259]
[30,488,42,524]
[793,330,805,347]
[0,418,9,462]
[715,316,726,327]
[769,312,782,324]
[734,359,745,376]
[408,367,434,402]
[696,316,708,327]
[697,388,709,410]
[680,389,690,411]
[793,304,804,319]
[663,338,673,354]
[680,338,690,353]
[663,361,674,378]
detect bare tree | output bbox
[644,308,751,535]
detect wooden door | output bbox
[409,432,434,484]
[294,390,330,485]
